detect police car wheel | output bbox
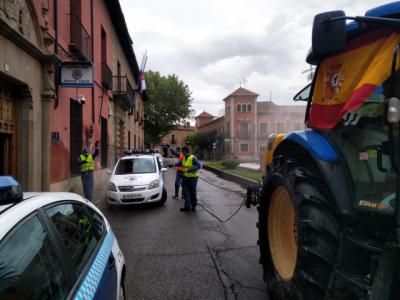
[119,283,126,300]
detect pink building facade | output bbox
[0,0,144,191]
[196,87,305,161]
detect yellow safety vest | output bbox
[182,154,200,178]
[80,153,95,172]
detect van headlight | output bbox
[148,180,160,190]
[108,182,117,192]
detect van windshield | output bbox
[115,158,156,175]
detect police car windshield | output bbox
[115,158,156,175]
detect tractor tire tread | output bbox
[258,155,339,300]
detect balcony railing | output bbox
[69,14,92,61]
[102,63,113,90]
[113,76,135,109]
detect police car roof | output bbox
[120,154,156,159]
[0,192,89,239]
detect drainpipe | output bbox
[91,0,95,124]
[54,0,59,108]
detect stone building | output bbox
[0,0,57,190]
[155,125,195,152]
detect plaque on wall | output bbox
[59,62,93,88]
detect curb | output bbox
[203,165,260,189]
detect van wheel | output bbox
[119,282,126,300]
[105,197,114,210]
[158,188,167,205]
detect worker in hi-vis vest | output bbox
[175,146,201,212]
[78,142,99,201]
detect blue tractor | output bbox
[249,2,400,299]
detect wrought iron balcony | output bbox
[69,14,92,61]
[102,63,113,90]
[113,76,135,109]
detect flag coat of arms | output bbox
[308,29,400,129]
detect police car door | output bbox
[44,202,118,300]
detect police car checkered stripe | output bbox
[74,230,115,300]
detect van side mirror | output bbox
[307,10,346,64]
[161,168,168,172]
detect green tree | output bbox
[144,70,193,146]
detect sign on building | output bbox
[59,62,93,88]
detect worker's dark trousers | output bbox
[81,170,94,201]
[174,171,183,197]
[182,177,198,209]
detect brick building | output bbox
[196,115,225,160]
[0,0,144,192]
[196,87,306,161]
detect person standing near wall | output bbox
[78,142,99,201]
[177,146,201,212]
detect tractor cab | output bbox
[304,4,400,218]
[250,3,400,299]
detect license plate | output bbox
[123,193,143,199]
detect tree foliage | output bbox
[186,131,218,158]
[144,70,193,145]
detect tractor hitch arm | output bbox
[245,185,262,208]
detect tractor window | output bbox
[293,84,311,102]
[337,77,399,215]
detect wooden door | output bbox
[0,84,16,176]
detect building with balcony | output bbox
[49,0,145,193]
[0,0,144,192]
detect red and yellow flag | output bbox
[308,29,400,129]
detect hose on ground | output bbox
[197,176,247,223]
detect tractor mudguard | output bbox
[275,130,355,215]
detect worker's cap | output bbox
[182,146,189,153]
[82,147,89,154]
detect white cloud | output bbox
[121,0,392,116]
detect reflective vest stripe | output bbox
[80,154,95,172]
[182,155,199,177]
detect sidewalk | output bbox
[239,162,260,171]
[92,174,109,210]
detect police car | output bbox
[0,176,126,300]
[105,151,168,207]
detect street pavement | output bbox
[93,168,269,300]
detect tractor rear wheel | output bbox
[258,156,339,299]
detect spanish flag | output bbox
[308,29,400,129]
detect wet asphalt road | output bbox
[97,168,269,300]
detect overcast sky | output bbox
[120,0,391,117]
